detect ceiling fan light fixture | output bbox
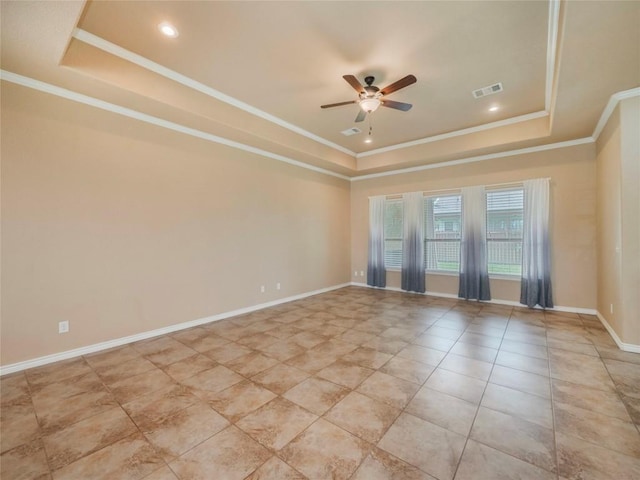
[359,98,381,113]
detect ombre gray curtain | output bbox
[401,192,425,293]
[458,186,491,301]
[521,178,554,308]
[367,196,386,287]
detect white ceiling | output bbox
[1,1,639,176]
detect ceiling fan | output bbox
[321,74,417,122]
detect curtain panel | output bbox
[521,178,554,308]
[458,186,491,301]
[367,196,386,287]
[401,192,426,293]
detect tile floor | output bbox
[2,286,640,479]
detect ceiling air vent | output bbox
[341,127,362,136]
[472,82,503,99]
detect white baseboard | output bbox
[350,282,597,315]
[596,311,640,353]
[0,282,351,376]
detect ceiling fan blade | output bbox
[381,99,413,111]
[380,74,417,96]
[321,100,357,109]
[343,75,365,94]
[355,109,367,122]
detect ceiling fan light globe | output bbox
[360,98,381,113]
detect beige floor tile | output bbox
[470,406,556,473]
[356,371,420,409]
[169,426,271,480]
[424,368,486,404]
[122,384,198,429]
[325,391,399,443]
[596,345,640,365]
[172,329,230,353]
[280,418,370,480]
[250,363,310,395]
[143,466,179,480]
[455,439,556,480]
[549,349,616,392]
[362,337,409,354]
[351,447,435,480]
[458,332,502,349]
[29,370,104,399]
[405,386,477,436]
[425,326,464,341]
[245,456,306,479]
[495,350,550,376]
[284,349,341,373]
[481,383,553,429]
[208,380,277,423]
[378,413,466,480]
[548,339,599,357]
[161,353,217,382]
[142,402,229,461]
[32,389,118,435]
[317,360,374,389]
[499,339,548,360]
[108,369,175,404]
[449,341,498,363]
[397,344,447,366]
[283,377,350,415]
[557,432,640,480]
[180,365,244,401]
[93,356,157,384]
[490,364,551,398]
[412,333,457,351]
[0,440,50,480]
[338,329,376,346]
[226,351,279,377]
[25,358,93,388]
[204,342,253,364]
[552,378,632,421]
[0,374,30,407]
[380,356,435,384]
[289,331,329,349]
[439,353,493,381]
[0,402,41,454]
[553,402,640,457]
[43,407,136,471]
[84,345,141,370]
[341,347,393,369]
[236,397,317,450]
[52,432,163,480]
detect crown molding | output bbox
[592,87,640,140]
[355,111,549,159]
[0,70,352,181]
[72,28,357,158]
[351,137,594,182]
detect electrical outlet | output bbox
[354,271,358,276]
[276,282,281,290]
[360,271,364,276]
[58,321,69,334]
[260,285,265,293]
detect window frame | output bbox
[485,187,524,278]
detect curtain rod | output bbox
[368,177,551,200]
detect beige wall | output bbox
[351,143,598,309]
[596,97,640,346]
[1,82,351,366]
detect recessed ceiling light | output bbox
[364,137,373,144]
[488,106,499,112]
[158,22,179,38]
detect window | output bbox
[424,195,462,273]
[381,187,524,276]
[486,188,524,276]
[384,199,403,269]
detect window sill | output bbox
[385,269,521,282]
